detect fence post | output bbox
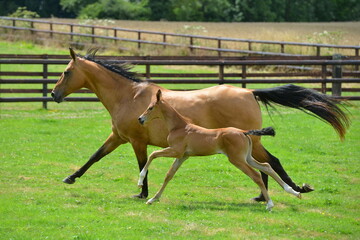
[219,64,224,85]
[248,41,252,56]
[355,49,359,71]
[331,54,342,97]
[49,22,53,39]
[280,44,285,54]
[42,55,48,109]
[163,34,166,49]
[190,37,194,54]
[146,56,151,80]
[114,29,117,44]
[70,24,73,42]
[241,65,247,88]
[217,39,222,57]
[138,32,141,49]
[321,64,327,94]
[30,21,34,35]
[92,27,95,44]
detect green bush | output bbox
[8,6,40,18]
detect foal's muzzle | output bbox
[138,116,146,125]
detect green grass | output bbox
[0,101,359,239]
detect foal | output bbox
[138,90,301,210]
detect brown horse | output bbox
[51,48,349,200]
[138,90,301,210]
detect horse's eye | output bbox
[64,71,70,76]
[149,107,153,111]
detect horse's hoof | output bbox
[63,176,75,184]
[132,193,148,199]
[302,183,314,193]
[251,195,266,202]
[297,193,302,199]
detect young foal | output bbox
[138,90,301,210]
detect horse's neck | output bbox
[85,65,135,113]
[160,102,188,132]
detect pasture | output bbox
[0,41,360,239]
[1,101,359,239]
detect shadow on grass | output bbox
[176,200,266,212]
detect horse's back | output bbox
[164,85,262,130]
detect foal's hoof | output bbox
[63,176,75,184]
[146,198,157,205]
[301,183,314,193]
[132,193,148,199]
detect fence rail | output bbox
[1,54,359,109]
[1,17,360,57]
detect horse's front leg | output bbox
[63,132,124,184]
[131,140,149,199]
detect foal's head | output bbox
[138,90,163,125]
[51,48,88,103]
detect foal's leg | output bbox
[63,132,124,184]
[228,155,274,211]
[246,155,301,199]
[147,156,189,205]
[138,147,180,188]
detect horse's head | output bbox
[138,90,163,125]
[51,48,87,103]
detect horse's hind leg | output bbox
[228,155,274,211]
[147,156,189,205]
[63,132,124,184]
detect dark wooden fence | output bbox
[1,17,360,57]
[1,54,359,109]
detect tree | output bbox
[78,0,150,20]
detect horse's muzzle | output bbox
[51,91,63,103]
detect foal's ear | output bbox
[156,89,162,102]
[69,47,77,62]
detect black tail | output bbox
[252,84,350,140]
[244,127,275,137]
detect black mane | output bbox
[81,48,143,83]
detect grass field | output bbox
[1,40,360,239]
[1,100,359,239]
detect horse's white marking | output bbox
[138,169,147,187]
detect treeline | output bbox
[1,0,360,22]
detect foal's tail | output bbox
[244,127,275,137]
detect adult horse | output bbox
[51,48,349,201]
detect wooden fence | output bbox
[1,54,359,109]
[1,17,360,57]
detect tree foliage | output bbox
[2,0,360,22]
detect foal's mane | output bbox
[81,48,143,83]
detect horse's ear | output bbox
[156,89,162,102]
[69,47,77,61]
